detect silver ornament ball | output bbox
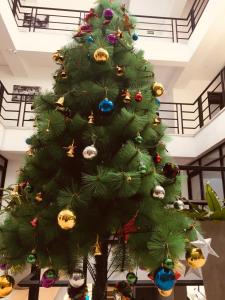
[82,144,97,160]
[68,270,85,288]
[174,199,185,211]
[152,185,165,199]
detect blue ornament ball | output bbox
[132,33,139,41]
[154,267,176,291]
[99,98,114,112]
[86,36,94,44]
[155,98,160,107]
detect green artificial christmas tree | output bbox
[0,0,209,299]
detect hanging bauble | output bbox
[30,217,38,228]
[94,235,102,256]
[41,269,58,288]
[154,153,161,164]
[163,258,174,270]
[155,98,161,107]
[26,252,37,264]
[60,69,67,79]
[82,145,98,160]
[112,290,123,300]
[135,90,143,102]
[80,24,92,33]
[116,28,123,38]
[132,32,139,41]
[153,112,161,126]
[99,98,114,112]
[64,140,76,158]
[86,35,94,44]
[107,33,118,45]
[154,267,176,291]
[84,8,96,22]
[68,270,85,288]
[67,284,86,299]
[52,51,64,65]
[126,272,138,285]
[94,48,109,62]
[57,209,76,230]
[152,82,164,97]
[152,185,165,199]
[121,89,131,103]
[186,248,206,269]
[0,275,15,298]
[88,111,94,124]
[158,288,173,297]
[138,162,147,174]
[116,281,133,298]
[0,264,8,271]
[24,183,33,193]
[35,192,43,202]
[134,133,143,144]
[103,8,114,20]
[174,199,185,211]
[163,163,180,179]
[55,96,65,108]
[116,65,124,76]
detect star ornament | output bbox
[191,230,219,260]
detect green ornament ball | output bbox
[134,135,143,144]
[163,258,174,270]
[26,253,37,264]
[139,163,147,174]
[126,272,138,285]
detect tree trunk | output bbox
[92,239,108,300]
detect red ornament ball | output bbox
[135,91,143,102]
[163,163,180,179]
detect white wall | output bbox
[3,153,24,187]
[129,0,188,17]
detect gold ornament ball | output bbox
[152,82,164,97]
[158,288,173,297]
[186,247,206,269]
[57,209,76,230]
[0,275,15,298]
[93,48,109,62]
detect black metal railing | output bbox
[1,66,225,132]
[7,0,209,42]
[0,81,34,127]
[180,165,225,201]
[17,259,204,300]
[160,65,225,134]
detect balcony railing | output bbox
[7,0,209,42]
[1,65,225,133]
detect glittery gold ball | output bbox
[57,209,76,230]
[152,82,164,97]
[186,247,206,269]
[93,48,109,62]
[0,275,15,298]
[158,288,173,297]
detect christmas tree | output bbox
[0,0,207,299]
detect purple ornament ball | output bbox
[106,33,118,45]
[103,8,114,20]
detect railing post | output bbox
[190,8,196,31]
[28,265,40,300]
[220,68,225,109]
[12,0,18,17]
[197,96,204,128]
[0,82,4,116]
